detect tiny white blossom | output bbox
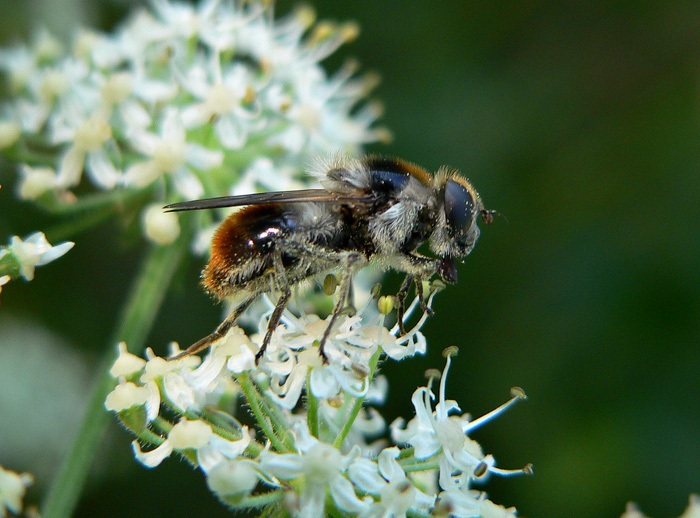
[206,459,259,497]
[141,346,200,382]
[133,418,212,468]
[17,165,57,200]
[180,60,262,150]
[123,108,218,198]
[392,351,526,480]
[105,381,156,413]
[142,203,181,245]
[352,447,434,518]
[109,341,147,377]
[259,432,368,517]
[0,465,34,518]
[6,231,74,281]
[0,121,21,148]
[0,275,9,296]
[56,114,120,189]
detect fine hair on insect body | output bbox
[165,155,494,363]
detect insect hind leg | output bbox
[255,250,292,363]
[169,293,258,360]
[254,289,291,363]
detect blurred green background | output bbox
[1,1,699,517]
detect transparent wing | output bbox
[164,189,374,212]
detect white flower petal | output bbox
[86,148,120,189]
[34,240,74,266]
[206,460,259,496]
[123,160,160,188]
[173,166,205,199]
[18,165,56,200]
[104,381,149,412]
[162,107,185,143]
[184,352,226,390]
[0,465,33,515]
[109,341,147,377]
[259,451,303,480]
[132,439,173,468]
[141,381,160,422]
[168,419,212,449]
[309,366,339,398]
[207,430,251,459]
[347,457,385,495]
[226,345,256,372]
[57,146,85,188]
[215,114,246,149]
[185,142,224,170]
[119,100,151,133]
[377,447,404,482]
[181,103,209,128]
[163,372,196,412]
[267,367,306,410]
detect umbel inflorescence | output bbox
[0,0,388,251]
[1,1,530,516]
[106,291,531,517]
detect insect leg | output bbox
[319,252,360,363]
[396,274,413,336]
[255,251,292,363]
[414,277,434,316]
[169,293,258,360]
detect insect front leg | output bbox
[255,250,292,363]
[414,276,434,316]
[392,253,440,331]
[318,252,361,363]
[169,293,258,360]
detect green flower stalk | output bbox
[0,1,529,518]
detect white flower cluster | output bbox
[106,287,530,518]
[0,0,389,247]
[0,231,74,297]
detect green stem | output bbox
[259,392,294,450]
[223,489,286,510]
[38,188,149,216]
[332,348,382,449]
[41,233,190,518]
[236,372,291,453]
[306,370,319,438]
[41,189,152,243]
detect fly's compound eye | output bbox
[444,179,475,234]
